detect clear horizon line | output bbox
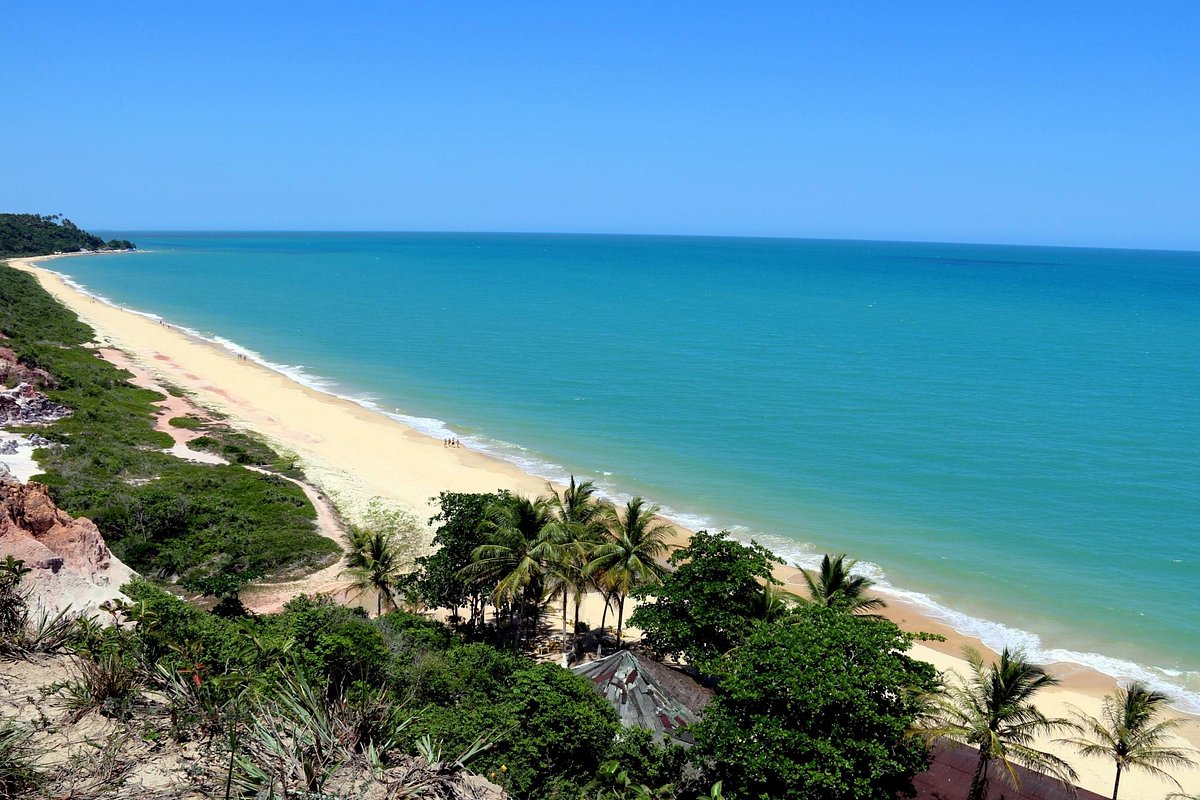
[87,227,1200,257]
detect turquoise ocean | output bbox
[50,233,1200,708]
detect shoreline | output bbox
[9,252,1200,798]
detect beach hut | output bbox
[571,649,710,745]
[914,741,1108,800]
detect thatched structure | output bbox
[571,650,711,744]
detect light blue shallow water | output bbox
[54,233,1200,706]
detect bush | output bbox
[493,663,622,799]
[273,595,390,688]
[122,578,251,672]
[630,530,783,673]
[0,265,334,583]
[167,415,204,430]
[0,557,79,658]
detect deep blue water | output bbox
[55,232,1200,706]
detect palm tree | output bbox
[799,553,885,614]
[924,647,1078,800]
[341,527,409,616]
[1060,682,1195,800]
[753,582,796,623]
[586,497,674,650]
[542,477,606,660]
[462,493,555,645]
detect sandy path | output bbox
[11,254,1199,799]
[239,466,357,614]
[96,345,353,609]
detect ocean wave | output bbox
[753,534,1200,715]
[33,262,1200,716]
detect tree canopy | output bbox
[692,605,938,800]
[413,491,498,620]
[628,530,783,672]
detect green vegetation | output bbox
[1060,681,1195,800]
[0,718,44,798]
[628,530,783,674]
[0,557,76,658]
[113,579,643,799]
[693,605,938,800]
[0,213,134,256]
[464,492,558,645]
[0,264,338,587]
[341,502,426,615]
[413,491,498,623]
[797,552,885,615]
[188,426,304,477]
[587,498,673,648]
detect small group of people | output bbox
[443,438,462,448]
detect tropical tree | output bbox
[542,477,606,659]
[753,582,797,623]
[342,530,406,616]
[629,530,783,673]
[586,497,674,649]
[693,605,938,800]
[414,491,498,626]
[924,647,1078,800]
[799,553,885,615]
[340,501,424,616]
[463,493,555,644]
[1060,681,1196,800]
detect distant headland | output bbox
[0,213,134,256]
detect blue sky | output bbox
[3,2,1198,249]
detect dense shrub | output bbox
[0,265,338,582]
[271,595,390,688]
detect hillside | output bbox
[0,213,134,256]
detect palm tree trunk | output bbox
[616,594,626,646]
[1111,765,1122,800]
[377,591,382,617]
[561,589,569,663]
[967,751,990,800]
[597,591,611,656]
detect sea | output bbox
[49,232,1200,709]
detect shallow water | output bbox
[56,232,1200,707]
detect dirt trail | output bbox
[240,465,356,614]
[95,346,356,611]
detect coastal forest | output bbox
[0,213,134,256]
[1,243,1192,800]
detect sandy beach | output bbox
[11,253,1200,799]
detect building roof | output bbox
[914,741,1108,800]
[572,650,704,744]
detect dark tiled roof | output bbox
[572,650,703,744]
[914,741,1108,800]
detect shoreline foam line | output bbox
[30,254,1200,715]
[11,253,1200,799]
